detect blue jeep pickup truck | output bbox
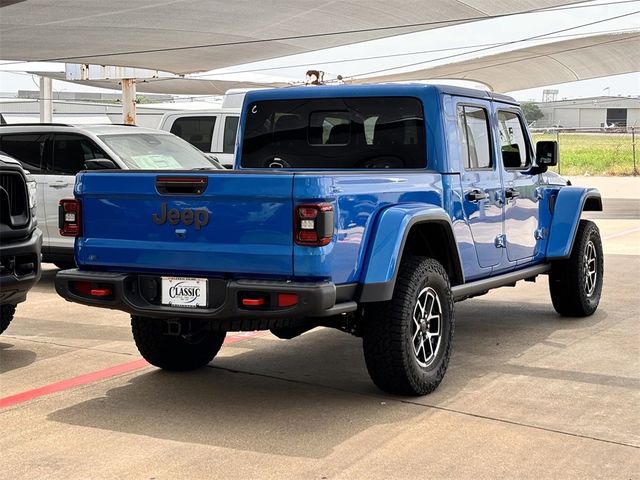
[55,84,604,395]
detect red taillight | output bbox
[242,297,265,307]
[59,199,82,237]
[295,203,334,246]
[298,207,319,220]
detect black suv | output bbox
[0,152,41,334]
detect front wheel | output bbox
[362,257,454,396]
[549,219,604,317]
[131,316,226,371]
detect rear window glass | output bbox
[241,97,426,169]
[170,116,216,152]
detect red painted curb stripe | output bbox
[0,359,149,409]
[223,330,265,344]
[0,331,266,409]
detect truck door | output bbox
[456,101,504,269]
[495,108,539,262]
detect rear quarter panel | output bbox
[292,172,444,284]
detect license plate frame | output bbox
[161,276,208,308]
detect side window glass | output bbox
[497,111,531,169]
[0,133,47,173]
[309,111,350,145]
[457,105,491,169]
[222,116,239,154]
[170,116,216,152]
[363,116,378,145]
[50,134,105,175]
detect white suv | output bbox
[0,124,222,268]
[157,109,239,168]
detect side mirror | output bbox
[535,141,558,168]
[85,158,117,170]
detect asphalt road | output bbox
[1,179,638,479]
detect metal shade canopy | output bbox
[350,32,640,92]
[0,0,581,74]
[24,71,288,95]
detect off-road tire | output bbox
[549,219,604,317]
[362,257,454,396]
[131,316,226,371]
[0,304,16,335]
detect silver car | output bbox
[0,123,223,268]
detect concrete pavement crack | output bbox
[1,335,137,357]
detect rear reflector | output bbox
[71,281,112,298]
[59,199,81,237]
[277,293,298,308]
[90,288,112,297]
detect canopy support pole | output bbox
[39,76,52,123]
[121,78,136,125]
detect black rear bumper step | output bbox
[55,269,340,320]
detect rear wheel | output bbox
[131,316,226,371]
[0,304,16,335]
[549,220,604,317]
[362,257,454,396]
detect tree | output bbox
[521,102,544,124]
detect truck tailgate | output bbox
[75,172,294,276]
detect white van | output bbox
[157,90,256,167]
[157,108,239,168]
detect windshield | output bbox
[98,133,219,170]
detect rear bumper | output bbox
[55,269,344,320]
[0,228,42,305]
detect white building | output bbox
[0,97,222,128]
[534,96,640,129]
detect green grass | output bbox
[532,132,638,176]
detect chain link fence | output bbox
[531,127,637,176]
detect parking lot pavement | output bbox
[1,185,638,479]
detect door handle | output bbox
[50,183,70,189]
[505,188,520,199]
[467,189,489,202]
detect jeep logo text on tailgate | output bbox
[152,203,209,230]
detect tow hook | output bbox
[165,320,181,336]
